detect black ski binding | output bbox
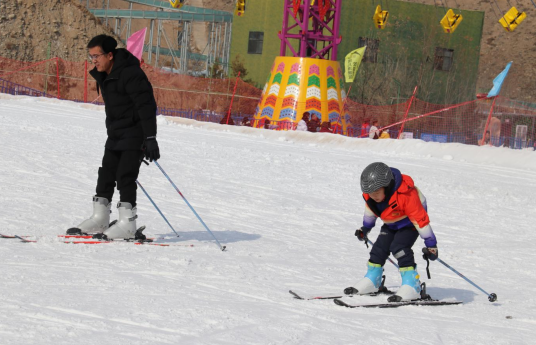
[387,282,433,303]
[134,226,147,240]
[419,282,432,300]
[66,228,87,236]
[67,220,117,236]
[91,226,151,242]
[92,233,108,240]
[344,275,393,296]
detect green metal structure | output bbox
[230,0,485,104]
[120,0,231,15]
[84,0,233,76]
[88,9,232,23]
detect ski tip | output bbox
[0,234,16,238]
[288,290,303,300]
[333,299,349,307]
[488,293,498,302]
[14,235,37,243]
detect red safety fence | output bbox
[342,95,536,149]
[1,56,535,149]
[0,56,261,114]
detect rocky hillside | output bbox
[413,0,536,101]
[0,0,534,102]
[0,0,121,62]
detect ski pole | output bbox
[136,180,180,237]
[153,161,226,251]
[434,256,497,302]
[366,238,399,269]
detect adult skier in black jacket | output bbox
[67,35,160,240]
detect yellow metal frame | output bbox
[373,5,389,29]
[235,0,246,17]
[440,9,463,33]
[499,7,526,32]
[169,0,184,9]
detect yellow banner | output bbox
[344,47,366,83]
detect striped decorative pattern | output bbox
[279,63,301,121]
[261,62,286,120]
[305,64,322,119]
[253,57,349,132]
[327,65,340,123]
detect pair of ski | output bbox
[0,232,193,247]
[290,279,462,309]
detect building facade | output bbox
[230,0,484,105]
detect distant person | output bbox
[67,34,159,240]
[379,129,390,139]
[264,119,277,130]
[501,118,512,143]
[319,121,333,133]
[296,112,309,131]
[489,117,501,141]
[308,114,320,132]
[369,120,382,139]
[241,116,252,127]
[360,118,370,138]
[220,114,235,125]
[480,130,491,146]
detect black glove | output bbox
[355,227,370,242]
[422,247,438,261]
[143,137,160,162]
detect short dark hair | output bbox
[87,34,118,54]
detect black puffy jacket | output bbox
[89,49,157,151]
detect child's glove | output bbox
[422,247,438,261]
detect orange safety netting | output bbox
[1,56,535,149]
[0,56,261,114]
[342,96,536,148]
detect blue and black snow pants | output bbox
[369,224,419,268]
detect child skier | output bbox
[350,162,438,302]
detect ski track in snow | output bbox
[1,95,535,344]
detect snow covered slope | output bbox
[1,94,535,344]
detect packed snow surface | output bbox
[1,94,535,344]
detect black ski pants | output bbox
[369,224,420,268]
[96,148,142,207]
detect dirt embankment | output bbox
[0,0,259,113]
[1,0,534,104]
[0,0,121,62]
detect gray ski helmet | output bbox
[360,162,394,194]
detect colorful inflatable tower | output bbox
[254,0,348,132]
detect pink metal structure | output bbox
[279,0,342,60]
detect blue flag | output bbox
[487,62,512,98]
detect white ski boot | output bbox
[345,262,384,295]
[101,202,138,240]
[388,266,422,302]
[66,197,111,235]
